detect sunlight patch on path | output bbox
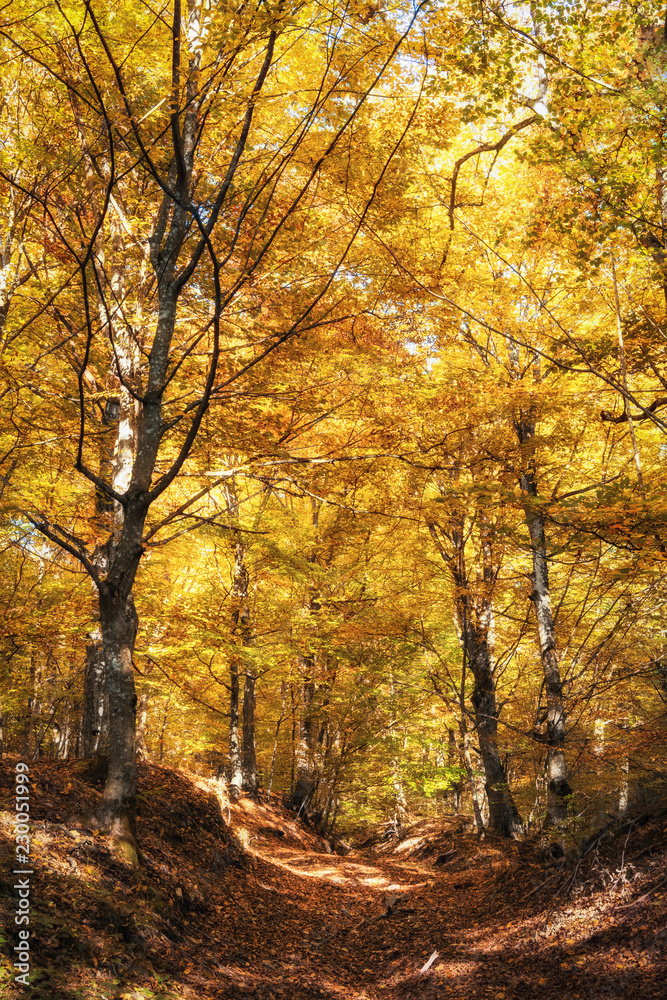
[263,847,433,896]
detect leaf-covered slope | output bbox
[1,756,666,999]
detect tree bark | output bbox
[515,416,571,828]
[27,649,42,760]
[136,691,149,760]
[96,591,139,862]
[464,608,523,837]
[81,633,109,758]
[55,699,72,759]
[389,668,408,833]
[289,500,324,816]
[229,659,243,800]
[226,482,252,798]
[290,670,318,815]
[268,680,288,794]
[428,517,523,838]
[459,730,485,831]
[242,668,258,793]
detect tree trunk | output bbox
[27,649,42,760]
[229,659,243,799]
[226,485,251,799]
[459,729,485,831]
[242,669,258,793]
[523,503,570,826]
[392,773,408,833]
[389,668,408,833]
[78,397,117,759]
[618,756,630,818]
[428,517,523,838]
[96,591,139,864]
[466,618,523,837]
[158,692,171,763]
[323,740,347,835]
[136,692,149,760]
[288,500,325,815]
[268,680,288,794]
[56,700,71,759]
[446,728,464,813]
[290,671,318,814]
[515,412,571,828]
[81,634,109,758]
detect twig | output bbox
[420,950,439,975]
[519,871,559,902]
[616,874,667,910]
[618,820,635,877]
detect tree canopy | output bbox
[1,0,666,850]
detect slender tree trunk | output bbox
[27,649,42,760]
[593,719,608,827]
[56,700,71,759]
[389,669,408,833]
[447,728,464,813]
[136,692,149,760]
[158,692,172,763]
[393,773,408,832]
[618,757,630,818]
[81,634,109,757]
[268,681,288,794]
[509,337,570,829]
[428,517,523,838]
[322,738,347,836]
[329,797,340,835]
[466,620,523,837]
[290,670,317,814]
[455,726,484,832]
[523,501,570,826]
[289,499,324,815]
[226,482,251,798]
[528,771,547,830]
[515,414,571,828]
[229,659,243,799]
[242,669,258,793]
[80,400,117,759]
[290,682,298,792]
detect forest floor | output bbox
[1,756,666,1000]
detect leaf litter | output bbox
[0,755,665,1000]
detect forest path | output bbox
[1,761,663,1000]
[243,825,665,1000]
[243,830,522,1000]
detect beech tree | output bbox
[3,0,667,847]
[0,0,431,855]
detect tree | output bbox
[0,0,431,854]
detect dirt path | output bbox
[1,759,665,1000]
[240,826,667,1000]
[250,841,438,996]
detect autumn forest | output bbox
[1,1,667,997]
